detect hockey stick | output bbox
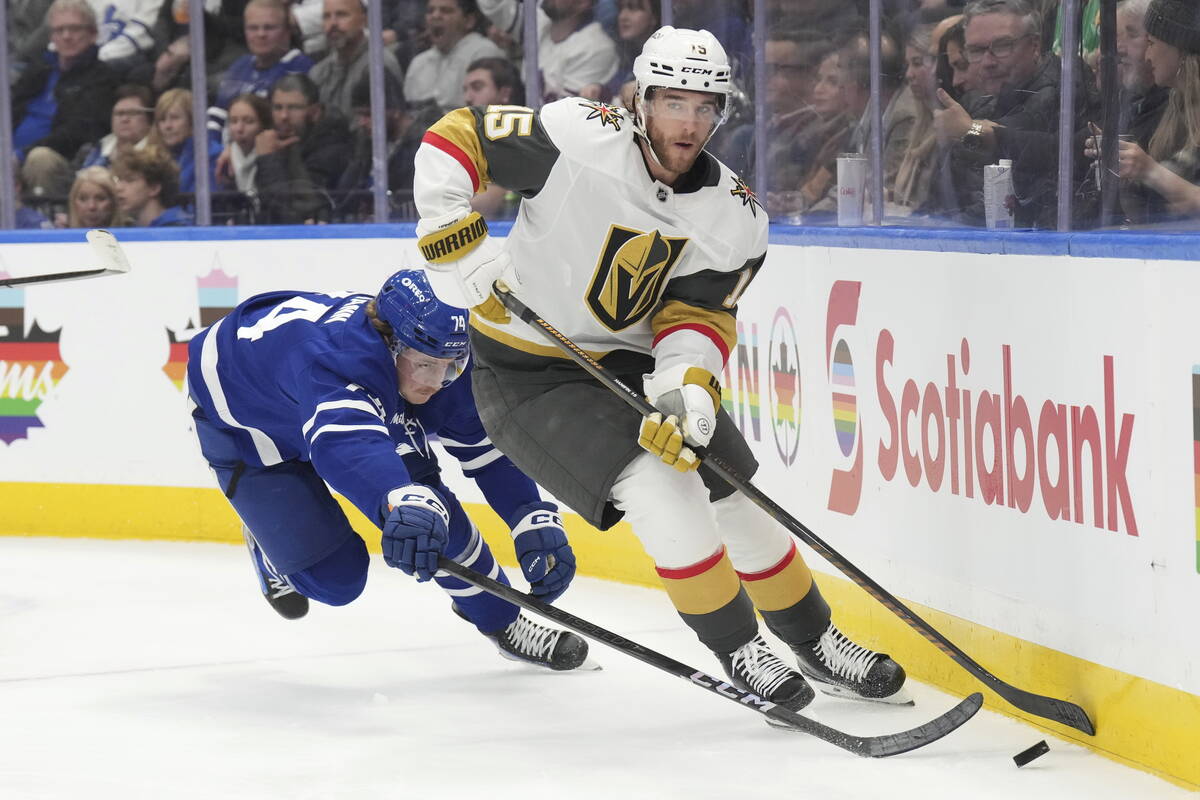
[438,557,982,757]
[0,229,131,288]
[491,284,1096,736]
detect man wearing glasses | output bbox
[12,0,118,200]
[933,0,1097,227]
[211,0,314,139]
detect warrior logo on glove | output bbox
[587,225,687,331]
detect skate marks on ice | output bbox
[0,538,1187,800]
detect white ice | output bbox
[0,538,1189,800]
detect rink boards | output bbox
[0,225,1196,789]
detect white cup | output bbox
[836,154,868,227]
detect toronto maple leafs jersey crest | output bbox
[414,97,768,378]
[186,291,537,526]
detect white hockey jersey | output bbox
[413,98,768,378]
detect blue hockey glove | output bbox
[510,501,575,603]
[382,484,450,581]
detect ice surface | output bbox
[0,538,1189,799]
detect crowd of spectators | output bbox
[6,0,1200,229]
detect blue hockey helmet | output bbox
[375,269,470,386]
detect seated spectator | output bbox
[893,25,940,213]
[74,83,153,170]
[335,74,442,221]
[309,0,405,120]
[89,0,161,75]
[713,30,831,199]
[461,57,526,218]
[13,0,118,199]
[536,0,619,101]
[935,16,972,102]
[594,0,660,103]
[254,73,352,223]
[131,0,252,97]
[217,93,273,194]
[933,0,1097,227]
[476,0,618,100]
[808,27,915,215]
[60,165,125,227]
[767,47,859,218]
[1100,0,1200,222]
[12,160,52,229]
[7,0,54,83]
[462,56,525,106]
[112,146,193,226]
[211,0,315,136]
[406,0,505,112]
[146,88,223,195]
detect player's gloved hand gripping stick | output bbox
[490,281,1096,738]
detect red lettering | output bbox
[876,329,898,482]
[1003,345,1034,512]
[1037,401,1070,521]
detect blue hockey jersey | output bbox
[186,290,540,529]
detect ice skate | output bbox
[717,635,815,712]
[482,612,590,671]
[243,525,309,620]
[791,622,911,704]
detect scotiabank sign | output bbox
[726,277,1140,536]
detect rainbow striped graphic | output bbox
[831,339,857,457]
[1193,367,1200,573]
[0,276,66,443]
[768,307,801,466]
[720,321,761,437]
[164,268,238,391]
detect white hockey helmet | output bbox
[632,26,733,143]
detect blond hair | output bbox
[1148,55,1200,162]
[146,89,194,152]
[67,167,125,228]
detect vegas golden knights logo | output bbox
[586,225,687,331]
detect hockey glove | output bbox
[382,484,451,582]
[510,501,576,604]
[638,366,722,473]
[417,211,521,325]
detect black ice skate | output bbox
[479,612,590,670]
[243,525,309,620]
[791,622,910,704]
[473,611,589,671]
[717,635,815,712]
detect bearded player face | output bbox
[642,88,723,175]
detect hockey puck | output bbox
[1012,740,1050,767]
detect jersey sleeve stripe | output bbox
[437,434,493,448]
[457,448,505,471]
[308,423,390,445]
[301,399,384,437]
[422,108,489,192]
[651,300,736,363]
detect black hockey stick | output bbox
[438,557,982,757]
[0,230,131,288]
[491,284,1096,736]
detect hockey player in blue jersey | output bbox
[186,269,589,671]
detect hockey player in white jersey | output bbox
[410,26,908,709]
[186,269,588,671]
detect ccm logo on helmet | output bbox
[680,67,713,74]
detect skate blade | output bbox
[811,679,914,706]
[496,651,603,672]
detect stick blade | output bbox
[86,229,131,274]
